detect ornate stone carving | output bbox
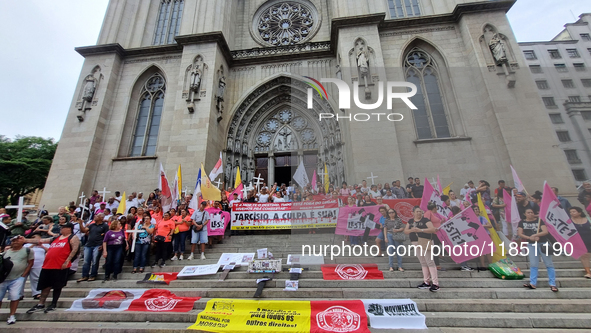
[232,42,329,61]
[215,66,226,122]
[184,55,208,112]
[77,66,102,112]
[379,26,455,37]
[252,1,321,47]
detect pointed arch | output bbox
[118,66,167,157]
[402,39,463,140]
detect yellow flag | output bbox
[478,193,506,262]
[117,191,126,215]
[177,165,182,200]
[234,166,242,189]
[201,163,221,201]
[323,164,329,193]
[442,182,453,195]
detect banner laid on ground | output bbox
[206,208,231,236]
[335,206,382,236]
[178,264,221,277]
[320,264,384,280]
[188,299,423,332]
[540,182,588,259]
[127,289,200,312]
[231,201,338,230]
[67,289,148,311]
[436,206,493,264]
[377,199,421,222]
[361,299,427,329]
[137,272,179,285]
[216,253,255,267]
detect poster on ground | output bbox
[361,299,427,329]
[178,264,221,277]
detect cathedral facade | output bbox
[41,0,576,208]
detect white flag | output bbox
[293,160,309,188]
[209,152,223,181]
[510,165,525,193]
[171,172,179,210]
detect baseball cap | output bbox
[10,235,24,241]
[61,222,75,229]
[516,192,526,196]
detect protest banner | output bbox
[321,264,383,280]
[231,201,338,230]
[436,206,493,264]
[420,178,451,217]
[371,198,421,222]
[217,253,255,267]
[335,206,382,236]
[178,264,220,278]
[310,300,370,333]
[361,299,426,329]
[540,182,588,259]
[206,207,231,236]
[127,289,200,312]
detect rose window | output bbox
[256,2,316,46]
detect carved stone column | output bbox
[268,153,275,185]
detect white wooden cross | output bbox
[183,186,189,196]
[214,179,223,189]
[79,204,89,220]
[79,192,86,206]
[6,196,35,227]
[126,224,143,253]
[318,170,327,186]
[98,187,111,200]
[253,174,264,191]
[243,182,254,198]
[367,172,378,185]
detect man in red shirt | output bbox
[24,223,80,314]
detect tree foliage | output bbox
[0,135,57,208]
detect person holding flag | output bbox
[518,207,558,292]
[568,207,591,279]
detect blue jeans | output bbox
[133,243,150,269]
[527,243,556,287]
[350,236,360,246]
[82,246,101,278]
[104,245,123,277]
[386,234,404,269]
[173,231,189,254]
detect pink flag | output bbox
[205,207,230,237]
[311,170,318,192]
[503,189,512,225]
[335,206,383,236]
[421,178,451,218]
[436,175,443,193]
[437,206,494,263]
[540,182,588,259]
[230,183,244,200]
[510,165,525,193]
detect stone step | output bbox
[19,287,591,299]
[1,309,590,329]
[45,277,590,289]
[5,298,591,314]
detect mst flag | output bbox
[321,264,383,280]
[209,152,223,181]
[127,289,200,312]
[540,182,588,259]
[293,160,310,188]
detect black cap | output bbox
[61,222,75,229]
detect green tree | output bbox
[0,135,57,209]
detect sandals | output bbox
[33,295,41,300]
[523,283,536,289]
[389,267,394,272]
[398,267,405,272]
[584,274,591,279]
[131,269,137,274]
[139,268,144,273]
[550,286,559,292]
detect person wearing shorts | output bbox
[189,202,210,260]
[0,235,34,325]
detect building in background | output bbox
[519,13,591,185]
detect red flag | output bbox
[126,289,200,312]
[137,272,179,285]
[310,300,370,333]
[321,264,383,280]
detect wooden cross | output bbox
[242,182,254,198]
[98,187,111,200]
[253,174,264,191]
[126,224,143,253]
[214,179,223,189]
[6,197,35,226]
[79,192,86,206]
[183,186,189,196]
[367,172,378,185]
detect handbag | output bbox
[392,219,406,241]
[173,226,180,234]
[154,235,166,242]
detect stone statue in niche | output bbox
[354,39,371,99]
[357,47,369,78]
[489,34,508,64]
[274,128,294,151]
[186,55,206,113]
[215,66,226,122]
[225,163,232,183]
[77,67,101,112]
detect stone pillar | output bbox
[565,102,591,171]
[268,153,275,185]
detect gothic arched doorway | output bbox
[225,75,345,188]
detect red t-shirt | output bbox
[43,236,73,270]
[156,219,175,242]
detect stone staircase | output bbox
[2,232,591,332]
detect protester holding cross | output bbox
[131,216,154,274]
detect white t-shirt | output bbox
[258,194,270,203]
[272,197,286,203]
[368,190,381,198]
[106,202,119,211]
[24,243,50,270]
[360,187,369,193]
[126,199,139,210]
[229,199,242,208]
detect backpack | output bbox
[0,247,30,283]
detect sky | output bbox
[0,0,589,142]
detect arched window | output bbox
[153,0,184,45]
[405,49,451,140]
[130,73,166,156]
[387,0,420,18]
